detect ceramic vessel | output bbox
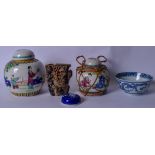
[76,55,110,96]
[4,49,45,96]
[46,64,72,96]
[116,72,153,94]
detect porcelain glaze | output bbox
[4,49,45,96]
[85,58,100,66]
[76,55,110,96]
[116,72,153,94]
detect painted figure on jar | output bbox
[11,75,19,89]
[28,66,36,89]
[95,75,106,89]
[4,76,11,87]
[80,76,91,88]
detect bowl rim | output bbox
[115,72,153,83]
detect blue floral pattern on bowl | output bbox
[116,72,153,94]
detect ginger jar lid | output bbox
[12,49,35,61]
[85,58,100,66]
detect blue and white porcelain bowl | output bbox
[116,72,153,95]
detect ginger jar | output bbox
[76,55,110,96]
[4,49,45,96]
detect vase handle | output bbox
[76,56,86,65]
[97,55,107,64]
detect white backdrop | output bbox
[0,46,155,107]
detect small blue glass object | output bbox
[61,93,81,105]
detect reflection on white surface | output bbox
[136,73,141,81]
[13,68,19,73]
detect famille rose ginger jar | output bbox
[76,55,110,96]
[4,49,45,96]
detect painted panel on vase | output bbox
[78,71,109,93]
[4,61,45,93]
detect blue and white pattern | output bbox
[118,81,150,94]
[116,72,153,94]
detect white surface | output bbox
[0,81,155,108]
[0,46,155,108]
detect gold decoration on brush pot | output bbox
[4,49,45,96]
[76,55,110,96]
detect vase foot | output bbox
[11,90,41,97]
